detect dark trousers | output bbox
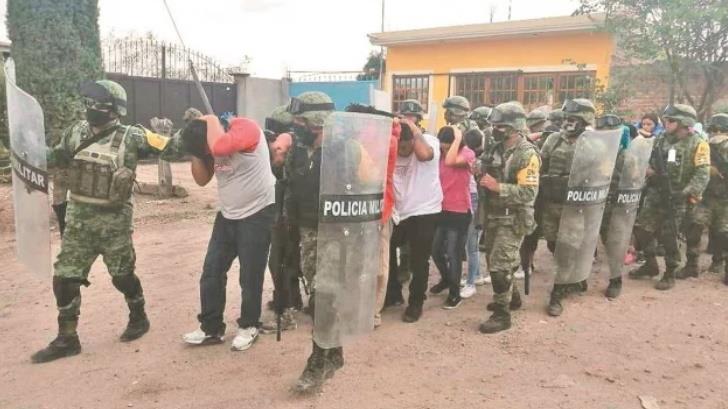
[198,206,274,334]
[432,211,472,299]
[387,213,438,307]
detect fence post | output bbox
[150,117,174,198]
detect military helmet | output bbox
[470,106,492,122]
[595,114,623,130]
[443,95,471,116]
[287,91,335,127]
[399,99,425,119]
[548,110,565,123]
[708,113,728,133]
[183,107,203,124]
[488,101,527,131]
[526,109,548,128]
[663,104,697,128]
[562,98,596,126]
[265,105,293,135]
[80,79,128,116]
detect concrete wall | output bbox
[289,80,377,110]
[233,74,290,127]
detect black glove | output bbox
[181,119,211,160]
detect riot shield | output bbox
[4,58,51,278]
[313,111,391,348]
[553,128,621,285]
[604,136,654,279]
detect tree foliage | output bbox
[358,51,385,81]
[577,0,728,120]
[7,0,103,145]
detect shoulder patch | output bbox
[517,152,540,186]
[143,128,171,151]
[694,140,710,167]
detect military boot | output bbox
[547,285,566,317]
[479,304,512,334]
[675,256,699,279]
[709,260,725,275]
[326,347,344,375]
[629,256,659,279]
[655,268,676,291]
[605,277,622,299]
[293,342,329,394]
[486,288,521,311]
[31,317,81,364]
[120,300,150,342]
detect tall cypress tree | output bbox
[6,0,103,145]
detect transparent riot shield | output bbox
[5,58,51,277]
[313,112,392,348]
[553,128,621,285]
[604,136,654,279]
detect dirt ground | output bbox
[1,162,728,409]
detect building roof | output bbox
[369,13,606,47]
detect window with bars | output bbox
[392,75,429,113]
[450,71,595,110]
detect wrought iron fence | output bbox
[103,38,234,83]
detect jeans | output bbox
[386,213,438,307]
[466,192,481,285]
[198,206,274,335]
[432,211,472,298]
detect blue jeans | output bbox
[466,193,482,285]
[198,206,274,335]
[432,211,472,299]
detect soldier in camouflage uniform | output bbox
[526,109,550,149]
[540,99,597,316]
[547,110,564,133]
[678,113,728,284]
[470,106,494,137]
[478,102,540,333]
[443,96,479,133]
[629,104,710,290]
[31,80,180,363]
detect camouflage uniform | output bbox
[32,80,179,363]
[683,113,728,283]
[630,104,710,290]
[478,102,540,334]
[443,96,478,133]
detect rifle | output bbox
[651,138,681,253]
[272,176,290,341]
[710,145,728,179]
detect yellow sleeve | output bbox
[144,129,171,151]
[516,153,540,187]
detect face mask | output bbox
[492,126,508,142]
[86,108,113,127]
[563,119,584,137]
[293,123,316,146]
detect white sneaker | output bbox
[182,328,224,345]
[473,275,488,286]
[460,284,477,299]
[460,278,467,287]
[231,327,259,351]
[514,267,525,280]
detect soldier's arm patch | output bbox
[694,141,710,167]
[144,129,171,151]
[517,154,540,186]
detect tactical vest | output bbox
[540,132,576,203]
[481,137,538,213]
[706,135,728,199]
[649,132,704,194]
[68,126,135,207]
[285,142,322,228]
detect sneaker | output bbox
[473,275,488,286]
[182,328,224,345]
[442,296,462,310]
[460,284,476,299]
[429,281,449,295]
[460,278,467,287]
[231,327,259,351]
[403,304,423,323]
[514,267,525,280]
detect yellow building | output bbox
[369,14,614,129]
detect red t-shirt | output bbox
[439,146,475,213]
[381,121,401,223]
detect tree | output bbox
[357,51,385,81]
[576,0,728,121]
[7,0,103,146]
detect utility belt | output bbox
[68,126,135,207]
[540,174,569,203]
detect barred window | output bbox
[558,73,594,103]
[523,74,555,110]
[392,75,429,113]
[454,74,487,109]
[489,73,518,105]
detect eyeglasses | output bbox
[287,97,335,115]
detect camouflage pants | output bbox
[686,198,728,261]
[541,202,563,244]
[300,227,318,293]
[483,219,523,308]
[51,169,70,205]
[635,193,687,270]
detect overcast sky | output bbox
[1,0,580,78]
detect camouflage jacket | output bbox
[645,131,710,201]
[538,131,577,203]
[480,134,540,227]
[706,133,728,199]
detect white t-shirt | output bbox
[214,131,276,220]
[392,133,443,224]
